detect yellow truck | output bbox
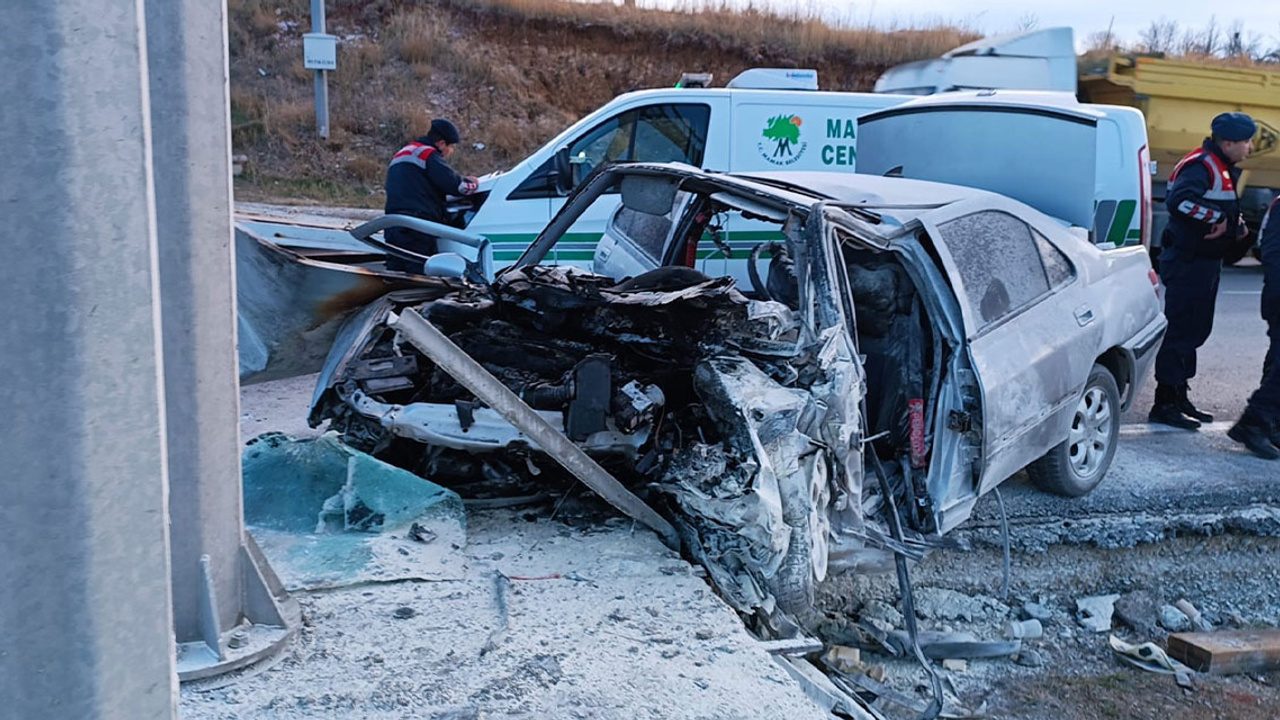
[1079,54,1280,261]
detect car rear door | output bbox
[920,200,1103,492]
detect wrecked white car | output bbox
[309,163,1165,616]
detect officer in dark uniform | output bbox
[1149,112,1256,429]
[383,118,478,273]
[1228,195,1280,459]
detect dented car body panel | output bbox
[311,162,1165,614]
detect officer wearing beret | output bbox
[383,118,479,273]
[1228,194,1280,459]
[1149,112,1256,429]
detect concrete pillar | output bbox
[0,1,177,718]
[143,0,297,680]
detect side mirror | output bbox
[420,252,469,279]
[552,147,573,194]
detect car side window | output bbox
[510,104,710,201]
[610,205,673,263]
[1035,231,1076,288]
[936,211,1051,330]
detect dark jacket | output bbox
[1161,139,1244,259]
[384,137,466,224]
[1261,197,1279,323]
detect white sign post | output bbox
[305,0,334,138]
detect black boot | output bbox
[1175,385,1214,423]
[1228,413,1280,460]
[1150,384,1201,429]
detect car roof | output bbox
[734,170,1000,219]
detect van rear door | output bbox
[855,92,1100,231]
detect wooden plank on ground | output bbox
[1167,629,1280,674]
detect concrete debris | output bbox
[822,645,862,673]
[1076,594,1121,633]
[1175,599,1214,632]
[1159,604,1193,633]
[941,658,968,672]
[913,588,1007,623]
[1015,648,1045,667]
[1113,590,1162,637]
[860,599,905,629]
[1004,618,1043,640]
[1022,601,1054,622]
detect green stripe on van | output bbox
[1107,200,1137,246]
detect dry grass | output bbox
[457,0,978,63]
[227,0,983,203]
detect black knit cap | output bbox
[1211,112,1256,142]
[427,118,461,145]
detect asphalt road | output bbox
[1121,259,1271,425]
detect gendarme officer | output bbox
[1149,112,1255,429]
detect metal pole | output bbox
[0,1,177,717]
[144,0,298,681]
[312,0,329,138]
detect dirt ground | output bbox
[214,374,1280,719]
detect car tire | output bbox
[1027,363,1120,498]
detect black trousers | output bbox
[1245,263,1280,421]
[1154,246,1223,388]
[384,226,439,273]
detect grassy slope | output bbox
[228,0,977,206]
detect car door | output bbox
[923,203,1102,493]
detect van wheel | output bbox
[1027,364,1120,497]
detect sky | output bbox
[659,0,1280,53]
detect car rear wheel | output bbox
[1027,363,1120,498]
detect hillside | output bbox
[228,0,978,205]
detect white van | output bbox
[853,90,1152,249]
[445,69,915,270]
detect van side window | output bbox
[936,211,1051,330]
[508,104,710,200]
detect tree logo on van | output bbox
[758,114,808,166]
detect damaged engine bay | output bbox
[310,182,968,624]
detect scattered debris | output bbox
[1175,598,1214,633]
[1159,604,1193,633]
[941,658,968,672]
[1168,629,1280,675]
[1076,594,1121,633]
[822,645,862,673]
[776,657,879,720]
[1014,647,1045,667]
[760,636,825,656]
[479,571,511,657]
[1022,601,1054,622]
[241,432,466,591]
[1114,590,1162,637]
[1004,618,1043,640]
[1109,635,1195,690]
[392,606,416,620]
[408,522,437,543]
